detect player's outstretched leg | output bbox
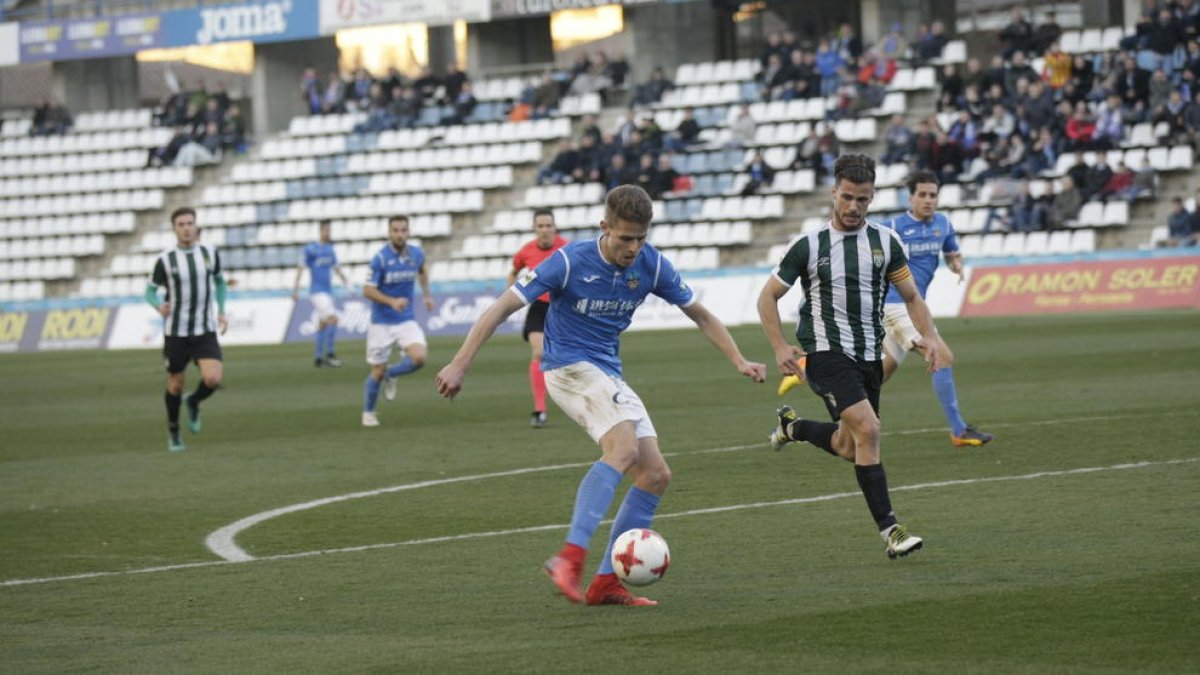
[529,360,547,428]
[856,463,924,559]
[363,375,381,427]
[185,381,216,434]
[165,391,185,451]
[544,461,622,603]
[383,356,422,402]
[586,486,660,606]
[933,368,994,447]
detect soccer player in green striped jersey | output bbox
[145,207,228,452]
[757,154,944,559]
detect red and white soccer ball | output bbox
[611,528,670,586]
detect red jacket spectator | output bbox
[1065,115,1096,143]
[858,55,897,85]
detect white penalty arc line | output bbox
[3,456,1196,589]
[204,411,1165,563]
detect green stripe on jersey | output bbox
[816,230,842,352]
[842,232,865,360]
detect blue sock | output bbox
[363,376,381,412]
[322,325,337,356]
[386,356,421,379]
[597,486,661,575]
[933,367,967,436]
[314,327,325,360]
[566,462,623,549]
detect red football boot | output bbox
[585,573,658,606]
[543,544,586,603]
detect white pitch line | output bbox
[206,411,1170,561]
[3,456,1196,589]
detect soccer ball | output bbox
[611,528,670,586]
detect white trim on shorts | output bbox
[882,303,921,364]
[311,292,336,321]
[366,321,426,365]
[544,362,657,442]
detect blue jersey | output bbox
[367,243,425,324]
[882,212,959,303]
[512,238,695,377]
[302,241,338,294]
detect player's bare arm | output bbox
[363,284,407,311]
[292,264,305,300]
[945,251,965,282]
[756,275,806,376]
[436,290,526,399]
[418,263,434,311]
[894,275,943,373]
[680,302,766,382]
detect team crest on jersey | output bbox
[519,270,537,286]
[625,269,640,290]
[872,248,884,268]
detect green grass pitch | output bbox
[1,310,1198,673]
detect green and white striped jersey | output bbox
[150,244,224,337]
[773,220,912,361]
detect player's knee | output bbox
[202,374,222,389]
[409,353,426,368]
[640,464,672,493]
[941,345,956,367]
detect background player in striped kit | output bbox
[758,155,941,559]
[145,207,228,452]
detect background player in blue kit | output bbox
[881,171,993,447]
[292,219,351,367]
[435,186,766,607]
[361,215,434,427]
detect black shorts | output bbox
[163,333,223,373]
[804,351,882,421]
[523,300,549,341]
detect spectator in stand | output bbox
[759,53,789,101]
[881,114,913,164]
[1020,80,1057,132]
[596,132,622,171]
[857,50,897,86]
[569,54,614,97]
[815,39,844,97]
[1185,89,1200,150]
[999,7,1034,59]
[442,62,468,104]
[962,57,987,94]
[1011,180,1047,231]
[760,32,784,70]
[960,84,989,119]
[31,100,72,136]
[537,139,578,185]
[1148,68,1173,112]
[1132,156,1159,198]
[728,104,756,148]
[911,118,937,170]
[199,122,223,158]
[1156,89,1190,144]
[346,68,373,111]
[931,130,964,182]
[1032,11,1063,56]
[634,153,659,198]
[1005,51,1039,96]
[1048,176,1083,228]
[413,66,440,100]
[148,126,191,167]
[1094,94,1126,148]
[878,23,908,61]
[634,66,673,106]
[938,64,964,111]
[1167,197,1197,246]
[442,81,478,125]
[653,154,683,198]
[1081,154,1114,202]
[833,22,863,65]
[1070,54,1096,95]
[1115,54,1151,107]
[982,55,1009,95]
[580,113,602,147]
[740,150,775,196]
[1148,9,1186,74]
[574,134,602,184]
[915,20,950,62]
[982,103,1016,142]
[1098,161,1135,201]
[664,107,702,152]
[602,152,637,191]
[1065,104,1098,150]
[532,71,562,119]
[1026,126,1058,175]
[605,52,630,89]
[1041,42,1072,90]
[638,114,664,152]
[321,72,346,114]
[355,82,393,133]
[948,109,983,157]
[614,108,637,145]
[391,85,423,128]
[1066,150,1089,189]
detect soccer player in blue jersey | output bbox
[292,220,351,367]
[436,186,766,606]
[879,171,992,446]
[361,215,434,427]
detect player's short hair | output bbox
[319,219,332,228]
[170,207,196,226]
[604,185,653,226]
[833,154,876,186]
[532,209,555,223]
[388,214,409,227]
[905,170,940,195]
